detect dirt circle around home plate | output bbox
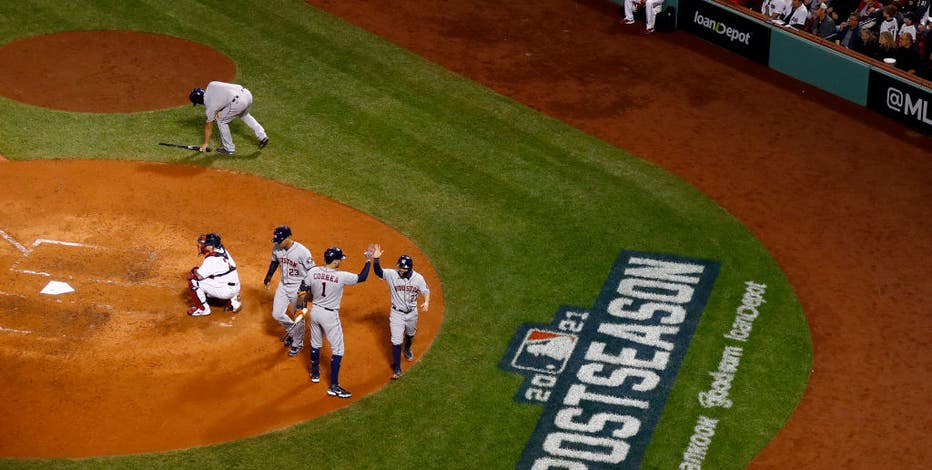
[0,159,443,458]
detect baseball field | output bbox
[0,0,928,469]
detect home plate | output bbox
[40,280,75,295]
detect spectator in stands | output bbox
[837,13,864,47]
[802,0,816,16]
[853,0,883,21]
[916,21,929,58]
[876,30,898,60]
[900,12,919,41]
[812,3,838,37]
[879,5,900,38]
[919,48,932,79]
[762,0,789,19]
[829,0,860,21]
[784,0,811,27]
[915,0,930,25]
[894,31,922,72]
[854,28,880,56]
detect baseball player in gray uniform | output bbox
[263,226,314,357]
[371,245,430,380]
[189,81,269,155]
[187,233,242,316]
[306,246,372,398]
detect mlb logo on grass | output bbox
[500,307,589,404]
[511,328,578,375]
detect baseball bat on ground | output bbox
[159,142,211,152]
[280,309,306,342]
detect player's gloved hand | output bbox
[372,243,383,259]
[263,275,272,289]
[295,280,309,309]
[188,267,199,280]
[364,243,376,260]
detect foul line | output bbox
[0,229,28,254]
[0,326,32,335]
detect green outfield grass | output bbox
[0,1,811,468]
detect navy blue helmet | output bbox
[189,87,205,106]
[397,255,413,270]
[271,225,292,243]
[324,247,347,264]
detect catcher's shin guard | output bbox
[187,278,207,309]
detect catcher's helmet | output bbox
[189,87,205,106]
[324,247,347,264]
[397,255,413,270]
[198,232,222,248]
[271,225,292,243]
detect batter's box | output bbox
[10,239,163,287]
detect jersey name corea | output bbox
[309,266,359,310]
[381,269,429,312]
[272,241,314,287]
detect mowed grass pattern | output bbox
[0,1,810,468]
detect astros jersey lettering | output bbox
[271,241,314,287]
[380,268,429,312]
[308,266,359,310]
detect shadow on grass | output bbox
[173,149,263,165]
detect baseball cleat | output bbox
[310,370,320,383]
[403,348,414,361]
[188,306,210,316]
[621,18,636,25]
[258,137,269,149]
[283,336,294,348]
[391,368,403,380]
[327,385,352,398]
[216,148,235,156]
[288,345,303,357]
[228,294,242,313]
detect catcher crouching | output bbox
[187,232,242,316]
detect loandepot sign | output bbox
[500,250,720,469]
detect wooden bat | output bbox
[280,309,306,342]
[159,142,211,152]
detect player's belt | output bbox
[227,282,237,286]
[392,306,413,314]
[315,304,337,312]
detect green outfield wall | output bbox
[611,0,932,134]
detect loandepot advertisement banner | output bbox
[678,0,771,64]
[500,250,720,469]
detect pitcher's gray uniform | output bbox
[189,81,269,155]
[373,248,430,379]
[306,247,371,399]
[263,226,314,357]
